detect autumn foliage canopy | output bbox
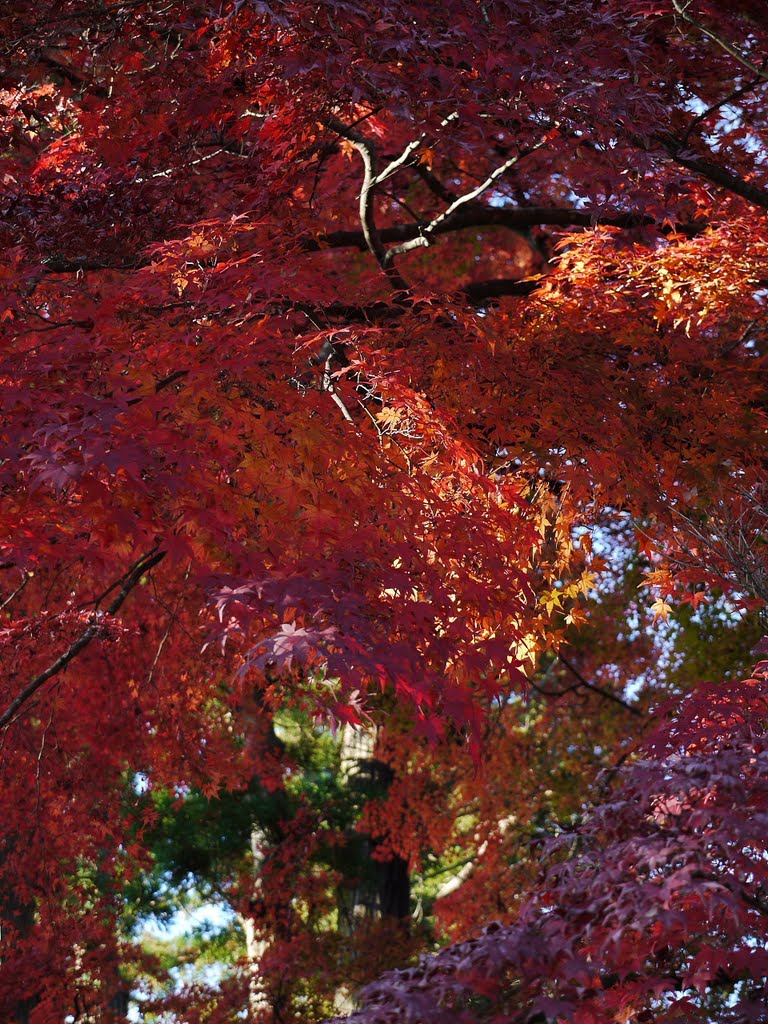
[1,0,768,1021]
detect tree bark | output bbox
[339,725,410,925]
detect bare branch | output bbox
[375,136,428,185]
[434,848,484,901]
[40,205,660,279]
[260,278,545,327]
[316,203,653,255]
[669,484,768,604]
[461,278,541,303]
[412,161,457,203]
[434,817,516,901]
[325,117,411,293]
[662,138,768,210]
[155,369,189,393]
[681,77,767,147]
[382,139,547,266]
[424,141,547,236]
[36,51,109,97]
[42,255,143,273]
[321,356,355,423]
[374,111,458,185]
[147,563,191,688]
[80,543,163,611]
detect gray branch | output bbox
[382,139,547,266]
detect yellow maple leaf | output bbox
[651,597,672,623]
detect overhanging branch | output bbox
[316,204,654,253]
[40,206,657,277]
[264,278,544,326]
[671,0,768,82]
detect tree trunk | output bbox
[339,723,411,924]
[238,824,273,1020]
[0,862,36,1024]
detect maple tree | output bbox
[1,0,768,1020]
[343,661,768,1024]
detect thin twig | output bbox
[660,136,768,210]
[718,318,756,358]
[557,652,642,716]
[322,356,355,423]
[412,161,457,203]
[155,369,189,392]
[0,571,30,612]
[374,112,458,185]
[425,140,546,235]
[80,543,162,611]
[146,563,190,688]
[681,77,767,147]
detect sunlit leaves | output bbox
[1,0,768,1019]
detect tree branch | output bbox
[412,161,457,203]
[434,816,517,901]
[42,255,145,273]
[383,140,546,265]
[680,77,767,147]
[557,652,642,716]
[36,51,109,97]
[660,136,768,210]
[40,205,658,278]
[0,549,165,731]
[325,117,411,293]
[671,0,768,82]
[458,278,541,303]
[264,278,545,327]
[316,204,654,254]
[0,572,30,613]
[375,112,457,185]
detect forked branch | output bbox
[383,139,547,265]
[325,117,411,293]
